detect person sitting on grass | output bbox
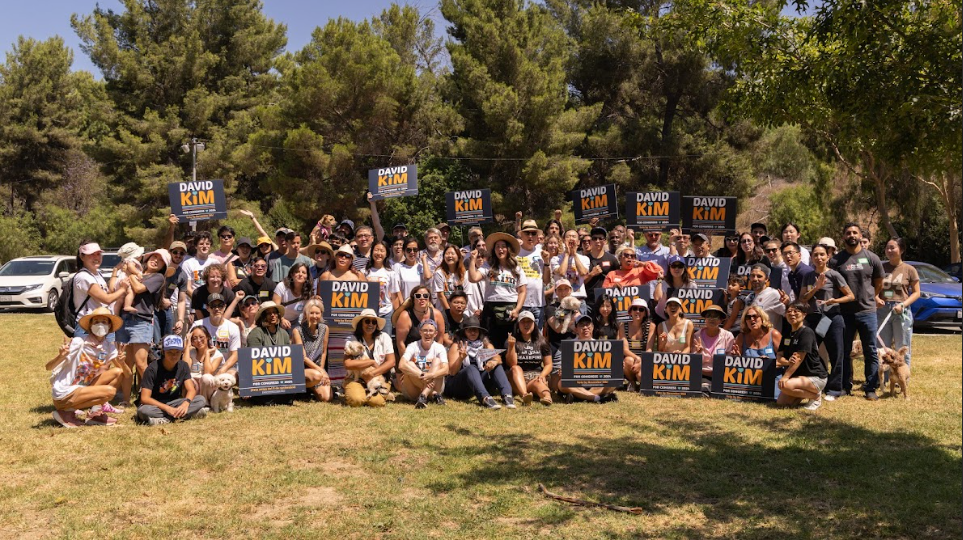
[246,301,291,348]
[397,319,448,409]
[445,315,515,409]
[291,298,332,403]
[49,307,130,428]
[344,308,396,408]
[551,314,618,404]
[505,310,554,406]
[136,335,208,425]
[776,302,829,410]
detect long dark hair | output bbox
[486,239,519,275]
[592,294,618,329]
[365,241,390,272]
[440,244,466,284]
[735,232,764,266]
[286,262,312,301]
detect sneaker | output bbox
[147,417,172,426]
[865,391,879,401]
[803,399,822,411]
[194,407,210,419]
[52,410,84,428]
[85,412,118,426]
[600,392,619,403]
[482,396,501,410]
[415,395,428,409]
[521,393,534,406]
[823,394,837,402]
[432,394,446,406]
[503,395,516,409]
[100,402,124,414]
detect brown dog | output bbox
[879,346,911,400]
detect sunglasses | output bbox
[335,253,352,259]
[746,314,760,320]
[670,264,686,269]
[522,231,538,236]
[209,303,226,310]
[725,237,739,243]
[592,237,605,242]
[220,234,234,240]
[363,319,378,325]
[629,306,646,312]
[413,293,430,300]
[405,248,419,253]
[765,248,779,253]
[741,239,755,245]
[252,265,268,270]
[171,250,186,256]
[782,251,797,256]
[621,254,636,259]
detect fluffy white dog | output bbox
[209,373,235,413]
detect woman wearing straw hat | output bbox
[319,244,365,284]
[445,315,515,409]
[48,307,130,427]
[292,298,332,402]
[301,241,334,282]
[343,308,396,407]
[246,301,291,347]
[693,304,735,386]
[468,232,528,350]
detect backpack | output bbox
[55,271,91,337]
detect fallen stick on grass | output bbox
[538,483,644,515]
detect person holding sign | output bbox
[552,315,618,403]
[291,298,332,402]
[398,320,448,409]
[344,309,395,408]
[693,304,735,384]
[776,303,829,410]
[246,302,291,348]
[136,335,208,426]
[551,230,590,307]
[620,298,655,390]
[602,246,663,288]
[656,298,695,353]
[652,255,696,320]
[468,232,528,350]
[505,311,553,406]
[445,316,515,409]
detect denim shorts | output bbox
[116,314,155,344]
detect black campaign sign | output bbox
[572,184,618,223]
[709,354,776,401]
[685,257,732,289]
[626,191,680,231]
[560,339,624,388]
[639,352,703,398]
[595,285,650,323]
[675,287,726,325]
[316,280,380,332]
[681,196,737,234]
[237,345,306,397]
[368,165,418,200]
[169,179,228,221]
[446,189,494,225]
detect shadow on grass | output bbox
[429,414,962,539]
[30,404,55,414]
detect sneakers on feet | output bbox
[85,412,118,426]
[482,396,501,409]
[824,394,837,402]
[99,402,124,414]
[52,410,84,428]
[503,395,516,409]
[147,416,172,426]
[432,394,446,406]
[600,392,619,403]
[803,398,822,411]
[415,395,428,409]
[194,407,210,419]
[865,391,879,401]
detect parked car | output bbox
[906,261,963,328]
[943,262,962,281]
[0,256,77,312]
[98,251,123,282]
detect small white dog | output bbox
[209,373,235,413]
[343,341,389,399]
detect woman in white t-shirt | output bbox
[272,262,312,329]
[183,325,228,402]
[343,308,396,407]
[364,242,397,334]
[468,232,528,350]
[71,241,129,337]
[432,245,469,311]
[398,319,448,408]
[392,237,429,309]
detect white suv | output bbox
[0,256,77,312]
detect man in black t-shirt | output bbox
[584,227,620,294]
[777,303,830,410]
[830,223,884,400]
[233,257,277,303]
[136,335,208,425]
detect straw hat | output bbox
[351,308,386,331]
[485,232,520,255]
[255,301,283,322]
[301,241,334,258]
[78,307,123,334]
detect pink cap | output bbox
[79,243,103,256]
[144,248,172,268]
[555,278,572,289]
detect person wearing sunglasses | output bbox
[392,237,429,309]
[230,294,262,347]
[620,298,655,390]
[344,309,395,407]
[583,227,620,294]
[516,219,551,331]
[693,304,735,386]
[210,226,237,266]
[733,231,770,279]
[764,240,792,299]
[636,230,670,267]
[233,256,277,305]
[715,234,741,258]
[733,306,781,362]
[652,255,695,321]
[468,232,529,350]
[319,244,365,284]
[603,246,664,288]
[728,263,788,333]
[394,285,447,352]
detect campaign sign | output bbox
[639,352,703,398]
[731,263,754,279]
[168,179,228,221]
[710,354,776,401]
[238,345,306,397]
[595,285,650,323]
[626,191,680,231]
[368,165,418,200]
[685,257,732,289]
[681,196,737,234]
[675,287,726,325]
[560,339,624,388]
[446,189,494,225]
[316,280,380,333]
[573,184,618,223]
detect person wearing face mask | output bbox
[49,308,130,427]
[830,223,885,400]
[233,257,277,304]
[269,231,313,283]
[780,222,810,266]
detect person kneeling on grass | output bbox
[777,302,829,411]
[343,309,396,407]
[445,315,515,409]
[397,319,448,409]
[136,335,208,425]
[551,314,618,404]
[49,307,130,428]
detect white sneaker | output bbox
[804,399,822,411]
[194,407,210,419]
[823,394,837,402]
[147,417,172,426]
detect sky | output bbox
[0,0,444,75]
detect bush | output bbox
[767,184,835,245]
[753,125,817,184]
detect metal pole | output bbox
[190,138,198,232]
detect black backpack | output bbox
[55,271,91,337]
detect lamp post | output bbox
[181,138,206,231]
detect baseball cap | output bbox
[79,242,103,256]
[667,254,686,267]
[392,222,408,231]
[163,335,184,351]
[692,233,709,242]
[256,236,273,247]
[275,227,292,236]
[750,222,768,232]
[436,222,451,231]
[169,241,187,252]
[236,237,253,248]
[817,237,837,250]
[517,310,536,322]
[575,313,593,325]
[207,293,226,306]
[590,226,607,238]
[339,219,355,231]
[666,297,683,307]
[555,278,572,290]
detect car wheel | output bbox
[46,289,59,313]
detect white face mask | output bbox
[90,322,111,337]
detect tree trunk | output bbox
[946,174,961,264]
[864,151,899,239]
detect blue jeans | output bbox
[444,365,512,401]
[524,306,545,333]
[877,303,913,366]
[807,313,846,396]
[842,311,880,393]
[155,308,174,342]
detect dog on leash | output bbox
[879,346,911,400]
[343,341,389,399]
[210,373,236,412]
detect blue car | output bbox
[906,262,962,328]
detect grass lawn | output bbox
[1,313,960,539]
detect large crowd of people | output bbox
[47,199,921,427]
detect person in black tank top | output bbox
[620,298,654,390]
[505,311,553,406]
